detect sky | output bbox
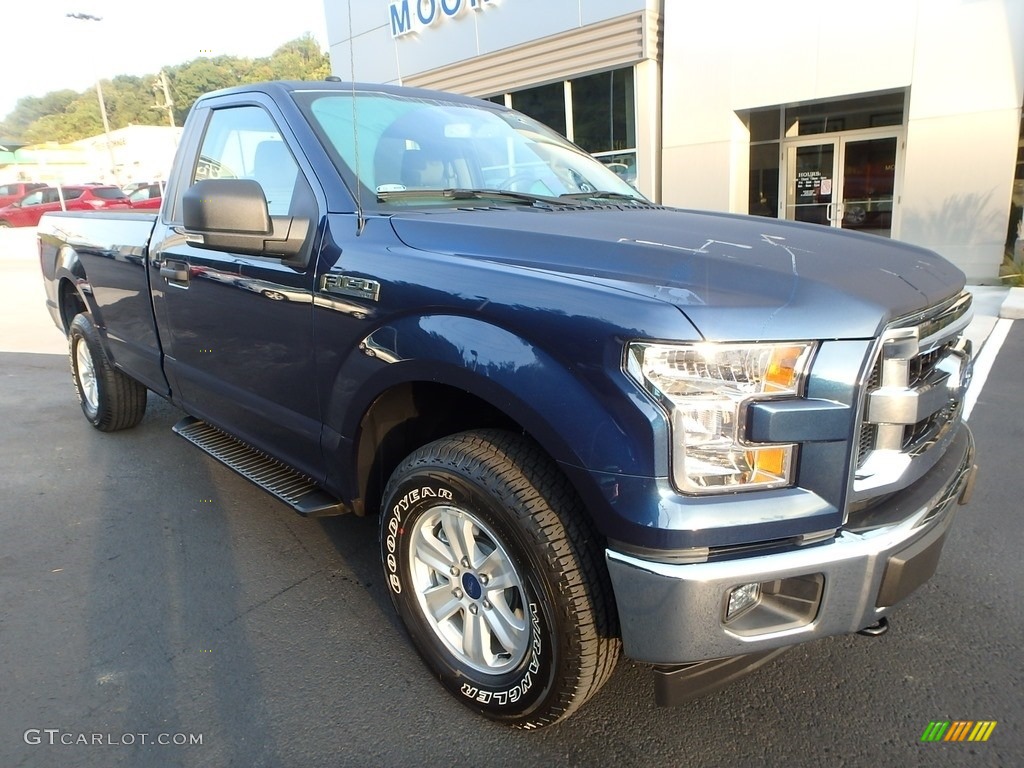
[0,0,331,120]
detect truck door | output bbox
[150,100,325,482]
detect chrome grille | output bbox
[850,291,973,504]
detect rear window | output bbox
[91,187,128,199]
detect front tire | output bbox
[69,313,147,431]
[380,430,620,728]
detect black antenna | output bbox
[346,0,366,234]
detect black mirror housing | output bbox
[183,179,271,234]
[181,178,310,265]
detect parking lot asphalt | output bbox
[1,227,1022,767]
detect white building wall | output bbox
[662,0,1024,281]
[327,0,650,84]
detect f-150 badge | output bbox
[320,273,381,302]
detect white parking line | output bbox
[963,317,1013,421]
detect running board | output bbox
[173,417,347,517]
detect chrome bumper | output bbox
[607,426,976,665]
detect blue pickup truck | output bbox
[38,80,977,728]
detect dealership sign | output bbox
[389,0,497,38]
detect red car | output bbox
[0,185,131,227]
[0,182,46,208]
[127,182,164,211]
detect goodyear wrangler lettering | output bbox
[459,603,542,704]
[385,486,453,594]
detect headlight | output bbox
[626,341,815,494]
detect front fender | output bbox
[320,313,669,525]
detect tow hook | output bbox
[857,617,889,637]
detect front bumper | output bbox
[607,425,975,664]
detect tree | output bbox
[1,36,331,144]
[0,90,79,141]
[268,35,331,80]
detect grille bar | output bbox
[850,291,973,504]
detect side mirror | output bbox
[182,179,310,264]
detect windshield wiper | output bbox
[377,188,579,207]
[559,191,648,203]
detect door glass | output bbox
[193,106,300,216]
[841,136,897,237]
[787,143,834,226]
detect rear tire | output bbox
[69,313,147,431]
[380,429,620,728]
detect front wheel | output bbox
[69,313,147,431]
[380,430,620,728]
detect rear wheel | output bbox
[69,313,147,431]
[380,429,619,728]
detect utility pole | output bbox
[67,12,120,186]
[152,71,175,128]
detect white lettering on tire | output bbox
[385,486,453,595]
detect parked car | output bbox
[127,182,164,210]
[0,181,46,209]
[0,185,130,227]
[122,180,162,196]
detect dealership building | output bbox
[325,0,1024,281]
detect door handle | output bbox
[160,260,189,283]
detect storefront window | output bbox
[487,67,639,187]
[747,91,906,228]
[511,83,567,137]
[784,92,904,137]
[749,109,780,144]
[749,142,779,218]
[570,68,635,154]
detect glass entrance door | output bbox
[839,136,897,237]
[784,133,900,237]
[786,142,836,227]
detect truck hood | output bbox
[388,206,966,341]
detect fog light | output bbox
[726,582,761,620]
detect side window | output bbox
[0,184,15,196]
[193,105,300,217]
[20,191,43,206]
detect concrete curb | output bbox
[1000,286,1024,319]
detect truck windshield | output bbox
[293,90,647,208]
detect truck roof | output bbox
[195,79,497,110]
